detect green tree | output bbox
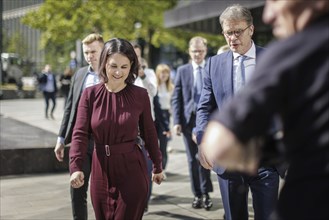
[3,31,28,58]
[22,0,224,67]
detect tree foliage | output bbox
[21,0,225,67]
[2,32,28,56]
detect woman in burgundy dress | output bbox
[69,38,164,220]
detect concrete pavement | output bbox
[0,98,251,219]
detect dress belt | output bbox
[95,140,137,157]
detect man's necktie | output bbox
[194,66,203,104]
[196,66,203,95]
[239,55,247,85]
[235,55,247,93]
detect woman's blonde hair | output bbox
[155,64,174,92]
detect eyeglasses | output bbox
[190,50,205,54]
[222,25,251,38]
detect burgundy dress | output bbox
[69,83,162,220]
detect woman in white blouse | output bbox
[154,64,174,174]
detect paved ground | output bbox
[0,98,253,220]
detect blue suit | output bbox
[196,47,280,220]
[172,63,213,198]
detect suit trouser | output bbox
[43,91,56,117]
[144,147,153,205]
[138,135,153,207]
[70,138,93,220]
[155,109,170,170]
[219,167,279,220]
[217,176,232,220]
[182,115,213,197]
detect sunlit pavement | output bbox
[0,97,244,220]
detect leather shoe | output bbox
[192,196,202,209]
[203,194,213,210]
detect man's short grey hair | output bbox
[219,4,253,27]
[189,36,208,47]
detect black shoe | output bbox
[203,194,213,210]
[192,196,202,209]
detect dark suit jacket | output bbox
[38,72,58,93]
[171,63,197,127]
[58,66,89,145]
[195,46,265,174]
[154,94,170,132]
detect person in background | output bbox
[38,64,57,119]
[132,43,158,213]
[69,38,164,220]
[195,5,280,220]
[133,44,157,119]
[54,33,104,220]
[171,36,213,211]
[59,67,73,107]
[154,64,174,177]
[199,1,329,220]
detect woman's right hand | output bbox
[70,171,84,188]
[152,172,165,185]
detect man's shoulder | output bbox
[144,68,155,75]
[144,68,157,82]
[177,63,192,72]
[82,83,101,96]
[255,45,266,55]
[207,51,231,64]
[73,66,89,79]
[76,66,89,74]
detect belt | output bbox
[95,140,137,157]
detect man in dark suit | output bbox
[54,33,104,220]
[199,1,329,220]
[171,36,213,210]
[38,64,58,119]
[195,5,279,220]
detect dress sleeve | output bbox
[139,90,163,174]
[69,88,92,174]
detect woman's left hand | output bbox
[163,130,171,139]
[152,172,165,185]
[70,171,84,188]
